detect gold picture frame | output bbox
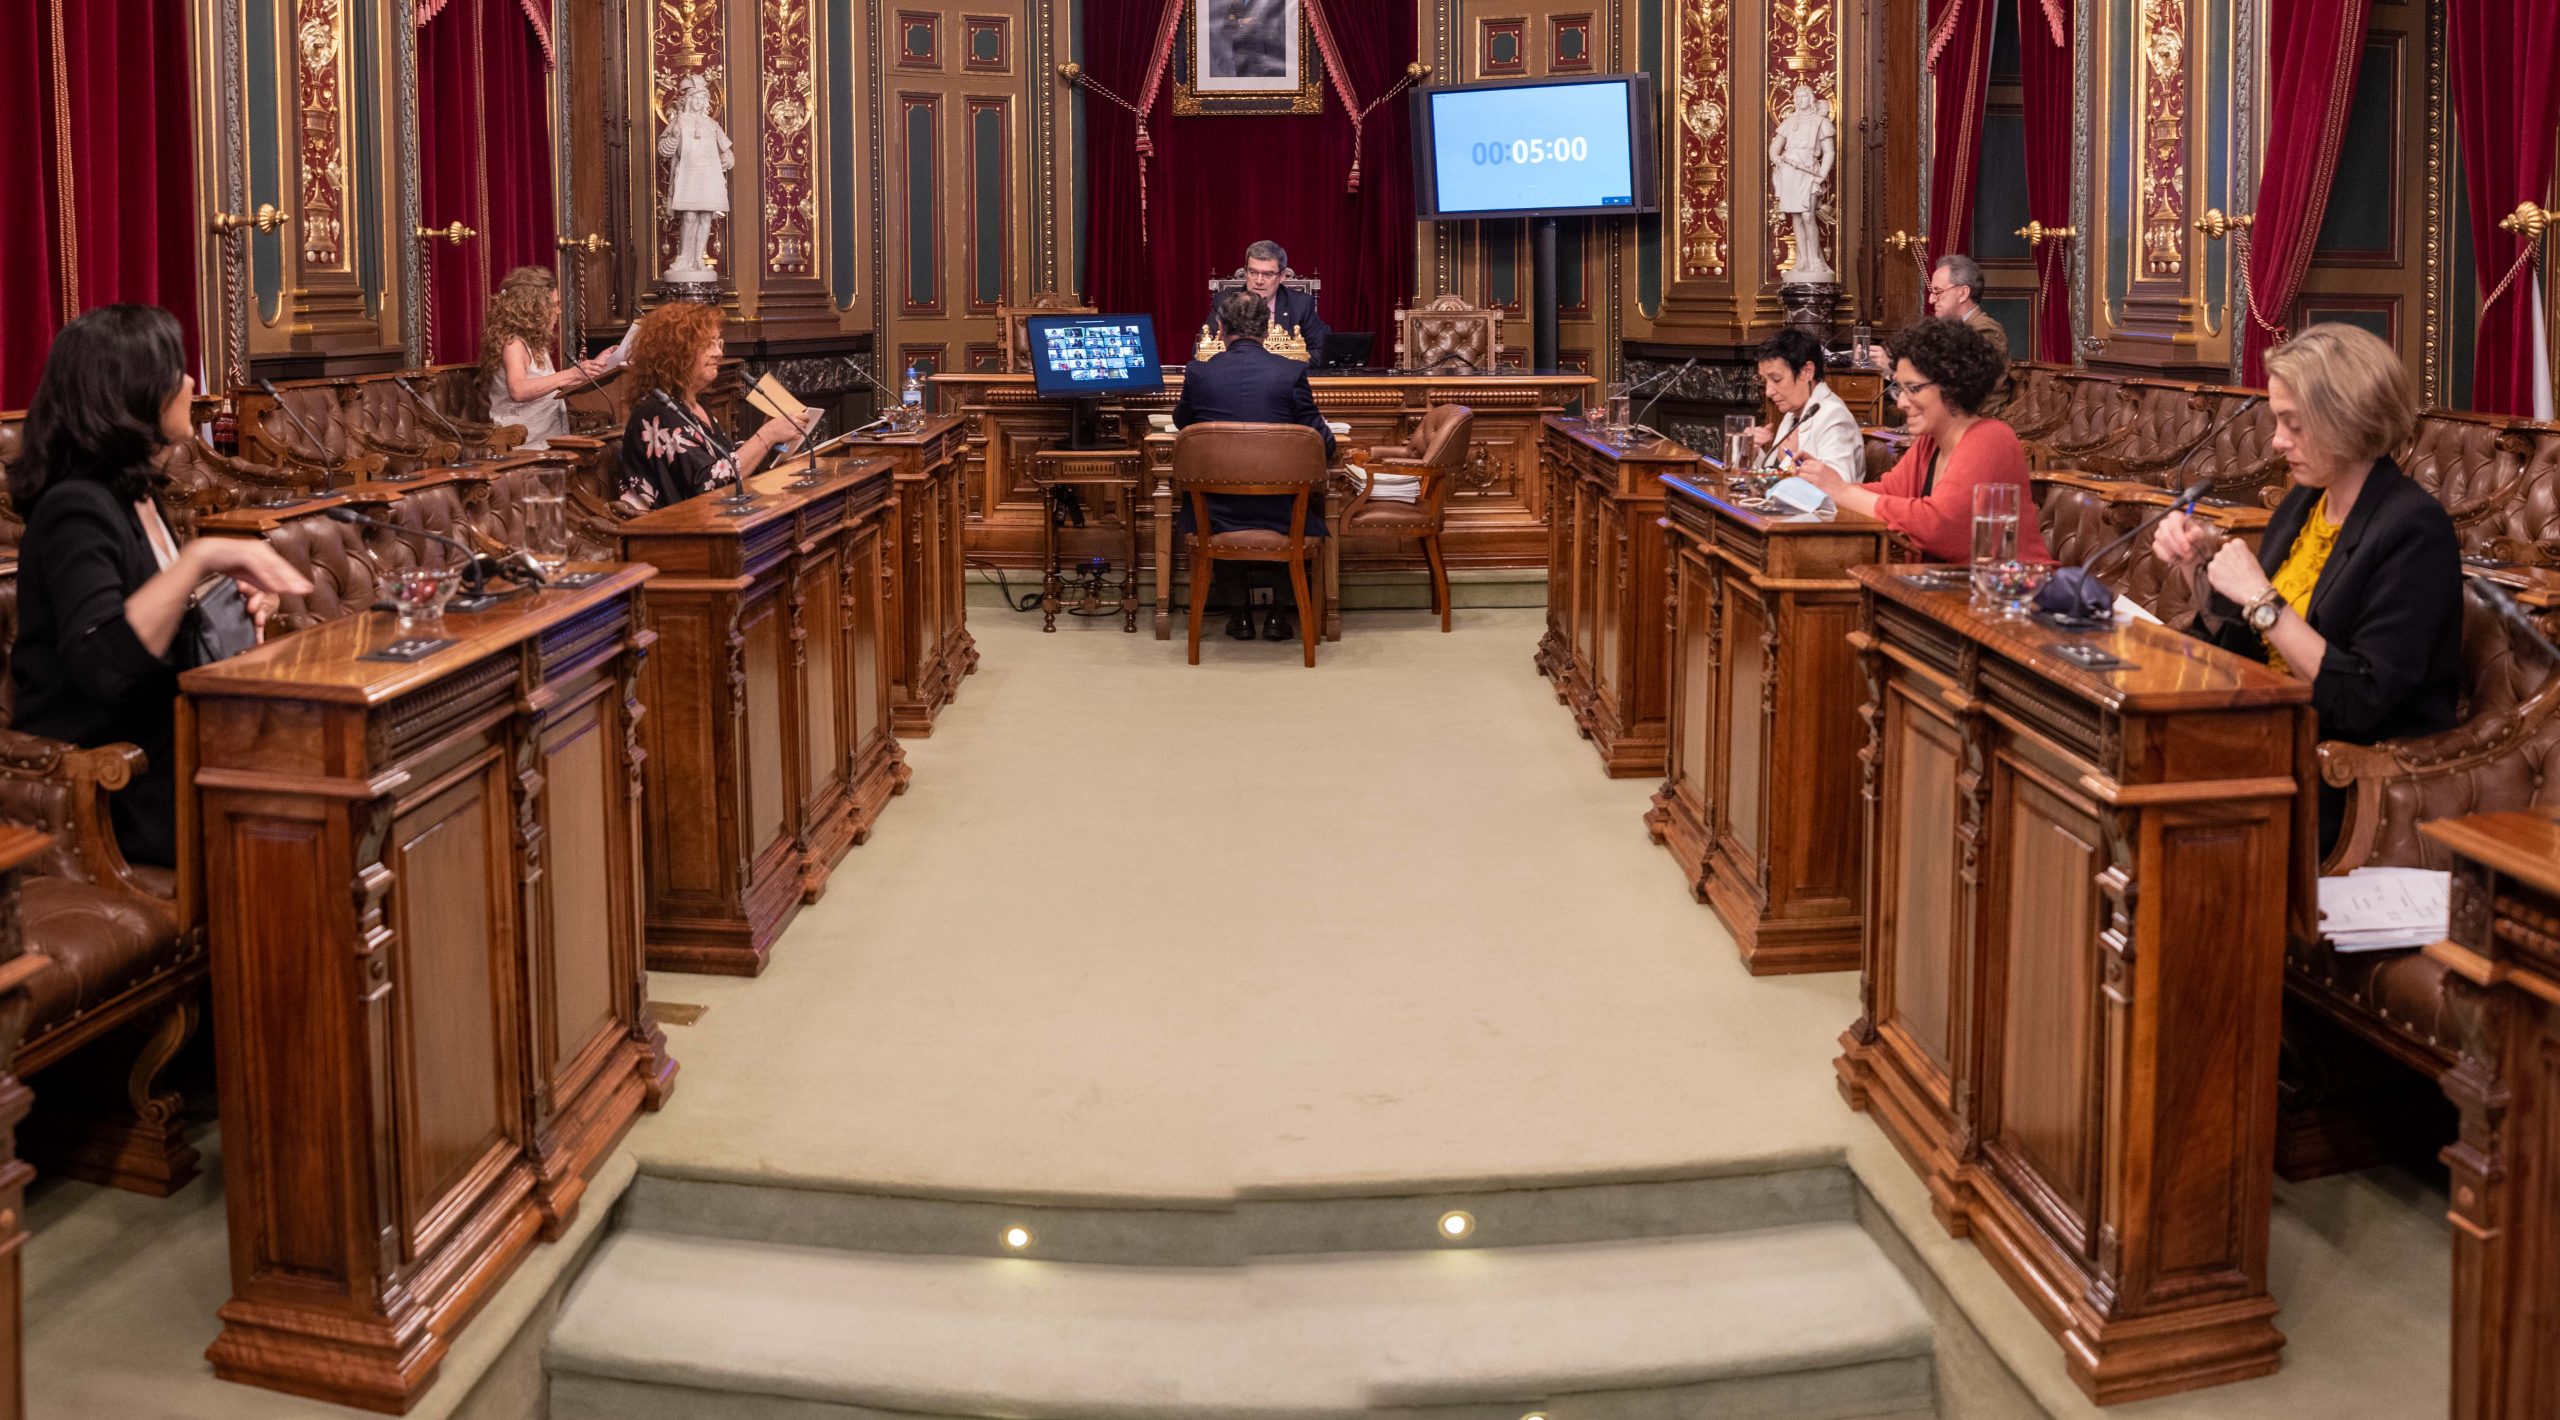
[1174,0,1323,117]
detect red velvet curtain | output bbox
[2242,0,2370,385]
[0,0,195,409]
[418,0,558,366]
[2017,0,2073,363]
[2447,0,2560,415]
[1085,0,1418,358]
[1924,0,1998,260]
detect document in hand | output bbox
[2315,866,2451,953]
[747,373,814,428]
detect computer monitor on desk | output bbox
[1027,314,1164,449]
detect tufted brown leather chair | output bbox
[2393,409,2533,557]
[1394,294,1505,373]
[2001,363,2072,444]
[999,294,1097,374]
[1173,422,1329,667]
[247,507,387,634]
[1345,406,1473,631]
[2483,423,2560,565]
[0,412,23,550]
[2027,372,2129,469]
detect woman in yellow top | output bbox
[2150,322,2462,855]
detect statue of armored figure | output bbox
[658,75,734,284]
[1768,84,1838,284]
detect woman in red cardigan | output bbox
[1795,317,2048,564]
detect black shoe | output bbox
[1263,610,1297,642]
[1225,611,1258,641]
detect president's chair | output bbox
[1173,423,1329,668]
[1345,404,1474,631]
[1394,294,1505,373]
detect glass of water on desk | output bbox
[1969,482,2021,613]
[1603,382,1633,443]
[523,467,570,579]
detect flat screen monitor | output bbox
[1025,315,1165,398]
[1412,74,1657,221]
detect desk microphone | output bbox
[325,504,520,593]
[2167,394,2263,483]
[2030,475,2215,624]
[1627,357,1699,443]
[2467,572,2560,664]
[257,379,340,466]
[393,376,478,468]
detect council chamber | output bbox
[0,0,2554,1417]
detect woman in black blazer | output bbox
[9,305,309,868]
[2151,323,2461,855]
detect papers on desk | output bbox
[2317,866,2451,953]
[2113,595,2162,626]
[1345,462,1421,503]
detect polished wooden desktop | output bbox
[1834,565,2313,1404]
[1650,474,1886,973]
[1536,417,1699,777]
[615,457,906,976]
[2426,811,2560,1420]
[931,368,1594,577]
[181,566,673,1412]
[843,415,978,735]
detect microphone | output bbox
[1628,357,1700,443]
[2467,572,2560,664]
[257,379,340,466]
[325,504,515,594]
[394,376,477,468]
[2167,394,2264,483]
[2030,476,2215,624]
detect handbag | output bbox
[177,576,260,669]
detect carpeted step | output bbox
[547,1221,1935,1420]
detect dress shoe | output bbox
[1225,611,1257,641]
[1263,609,1297,641]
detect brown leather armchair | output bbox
[1345,405,1473,631]
[1172,422,1330,667]
[1394,294,1505,373]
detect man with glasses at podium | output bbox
[1202,239,1330,367]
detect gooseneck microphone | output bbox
[1628,357,1700,443]
[2030,475,2216,624]
[2468,573,2560,664]
[325,504,518,594]
[393,376,477,467]
[257,379,339,465]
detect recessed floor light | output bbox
[1003,1225,1033,1250]
[1437,1209,1476,1241]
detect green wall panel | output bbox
[906,103,937,308]
[972,106,1003,306]
[830,0,858,309]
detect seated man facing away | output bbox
[1174,288,1337,643]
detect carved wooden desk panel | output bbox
[1650,475,1886,974]
[931,370,1592,576]
[1834,566,2312,1404]
[181,568,673,1413]
[844,416,978,735]
[0,826,48,1420]
[1535,418,1698,778]
[2425,812,2560,1420]
[616,458,905,976]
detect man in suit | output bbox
[1204,239,1331,368]
[1175,288,1337,642]
[1928,253,2010,410]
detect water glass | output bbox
[1603,382,1634,442]
[523,469,570,578]
[1852,324,1873,368]
[386,565,460,632]
[1969,482,2022,612]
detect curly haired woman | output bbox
[480,266,608,449]
[614,302,816,513]
[1797,316,2048,563]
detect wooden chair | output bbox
[999,293,1096,373]
[1173,423,1329,667]
[1393,294,1505,373]
[1344,405,1473,631]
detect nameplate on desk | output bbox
[1896,569,1971,592]
[449,592,508,613]
[2046,643,2139,672]
[361,636,458,663]
[548,571,608,590]
[718,502,761,517]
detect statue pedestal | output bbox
[656,278,722,306]
[1779,282,1842,342]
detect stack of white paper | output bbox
[2317,866,2451,953]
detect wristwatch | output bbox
[2244,587,2285,633]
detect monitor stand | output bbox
[1063,395,1110,450]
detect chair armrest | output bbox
[0,728,171,910]
[2316,684,2560,872]
[543,435,606,455]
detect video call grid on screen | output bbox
[1426,79,1638,217]
[1027,316,1164,397]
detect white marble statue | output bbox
[658,75,734,283]
[1769,84,1838,284]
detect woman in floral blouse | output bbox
[615,302,816,513]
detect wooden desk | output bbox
[1031,448,1143,632]
[616,457,905,976]
[1834,565,2312,1404]
[843,415,977,736]
[182,567,674,1412]
[1536,417,1700,777]
[1140,430,1346,643]
[1650,474,1886,973]
[2426,812,2560,1420]
[0,826,48,1420]
[931,369,1593,574]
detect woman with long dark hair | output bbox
[9,304,310,867]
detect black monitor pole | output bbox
[1530,216,1560,374]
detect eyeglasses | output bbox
[1925,285,1953,300]
[1885,378,1939,400]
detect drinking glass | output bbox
[1852,324,1873,368]
[1969,482,2022,612]
[523,467,569,578]
[1603,382,1634,442]
[386,565,460,632]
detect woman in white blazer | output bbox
[1746,326,1868,482]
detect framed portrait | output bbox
[1175,0,1323,116]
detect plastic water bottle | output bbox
[900,365,924,428]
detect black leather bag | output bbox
[178,576,260,669]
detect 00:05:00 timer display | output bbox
[1468,137,1593,165]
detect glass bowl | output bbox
[385,565,461,631]
[1982,558,2057,618]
